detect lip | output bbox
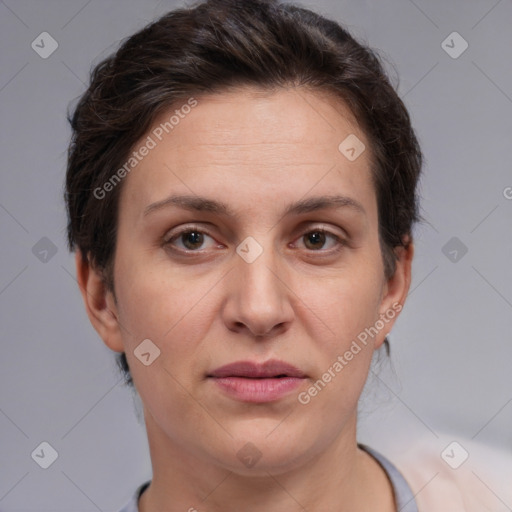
[209,359,306,379]
[208,359,307,403]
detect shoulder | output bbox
[390,435,512,512]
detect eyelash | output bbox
[163,225,346,255]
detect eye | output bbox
[295,228,345,251]
[165,227,218,252]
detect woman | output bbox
[65,0,422,510]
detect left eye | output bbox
[296,230,342,251]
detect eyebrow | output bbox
[143,194,366,218]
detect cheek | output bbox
[304,263,384,346]
[112,251,223,379]
[113,263,213,422]
[297,271,384,424]
[114,246,202,337]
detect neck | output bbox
[138,411,395,512]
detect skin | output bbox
[76,86,413,511]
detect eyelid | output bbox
[296,223,347,240]
[315,222,345,234]
[164,224,212,242]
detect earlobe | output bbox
[74,251,124,353]
[375,241,414,348]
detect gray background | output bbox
[1,0,511,510]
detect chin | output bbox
[212,420,318,475]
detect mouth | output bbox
[208,359,307,403]
[208,359,306,379]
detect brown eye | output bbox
[294,228,345,253]
[303,231,327,250]
[165,228,218,252]
[181,231,204,250]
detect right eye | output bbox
[165,228,219,252]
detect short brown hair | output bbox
[65,0,422,386]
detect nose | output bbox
[222,240,294,339]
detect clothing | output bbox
[117,445,418,512]
[360,445,418,512]
[388,434,512,511]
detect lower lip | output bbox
[210,376,305,403]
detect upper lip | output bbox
[208,359,306,378]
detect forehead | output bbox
[118,86,377,223]
[158,86,365,153]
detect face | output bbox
[79,86,411,475]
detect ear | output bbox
[374,239,414,349]
[75,251,124,353]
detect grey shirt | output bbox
[118,445,418,512]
